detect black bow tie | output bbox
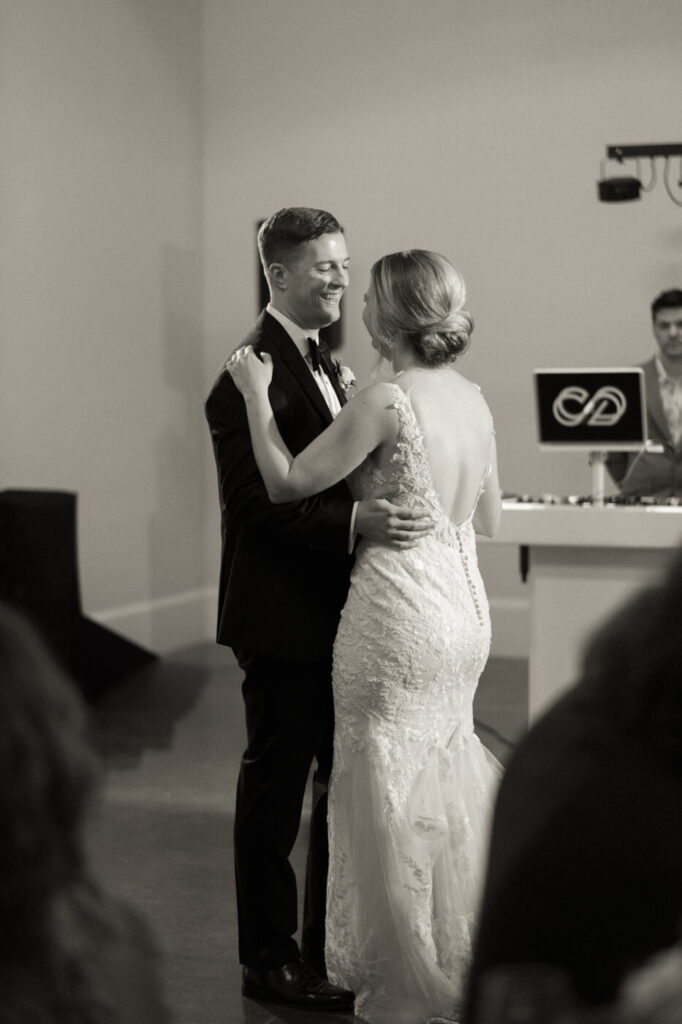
[306,337,345,407]
[307,337,325,374]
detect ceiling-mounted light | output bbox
[597,168,641,202]
[597,143,682,207]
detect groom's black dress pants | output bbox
[233,648,335,971]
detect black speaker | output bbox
[0,490,156,699]
[597,176,642,202]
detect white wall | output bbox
[3,2,680,657]
[202,0,682,655]
[1,0,208,651]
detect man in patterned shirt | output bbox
[606,289,682,497]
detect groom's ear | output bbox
[268,262,288,292]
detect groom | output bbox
[205,208,432,1011]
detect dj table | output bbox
[485,495,682,721]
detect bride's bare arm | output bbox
[228,347,393,503]
[473,435,502,537]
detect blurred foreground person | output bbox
[465,548,682,1023]
[0,603,169,1023]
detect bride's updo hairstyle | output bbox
[369,250,473,366]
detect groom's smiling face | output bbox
[276,232,349,331]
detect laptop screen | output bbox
[533,367,647,450]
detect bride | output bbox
[228,249,503,1024]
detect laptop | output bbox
[533,367,647,451]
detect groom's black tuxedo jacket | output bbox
[205,311,354,663]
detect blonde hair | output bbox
[368,250,473,366]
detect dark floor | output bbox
[86,643,528,1024]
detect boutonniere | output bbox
[332,360,357,395]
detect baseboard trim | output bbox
[489,596,529,659]
[89,587,218,655]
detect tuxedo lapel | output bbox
[261,312,335,427]
[642,357,671,443]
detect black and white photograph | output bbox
[1,2,681,1023]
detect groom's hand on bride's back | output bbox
[355,495,434,549]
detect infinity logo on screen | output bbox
[552,386,627,428]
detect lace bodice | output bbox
[348,381,490,547]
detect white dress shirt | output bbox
[266,304,358,550]
[266,304,341,416]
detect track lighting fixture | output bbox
[597,143,682,206]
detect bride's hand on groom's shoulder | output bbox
[355,493,434,549]
[225,346,273,399]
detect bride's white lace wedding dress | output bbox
[326,381,502,1024]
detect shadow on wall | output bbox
[148,242,206,649]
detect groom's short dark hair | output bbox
[258,207,343,271]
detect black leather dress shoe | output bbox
[242,961,355,1011]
